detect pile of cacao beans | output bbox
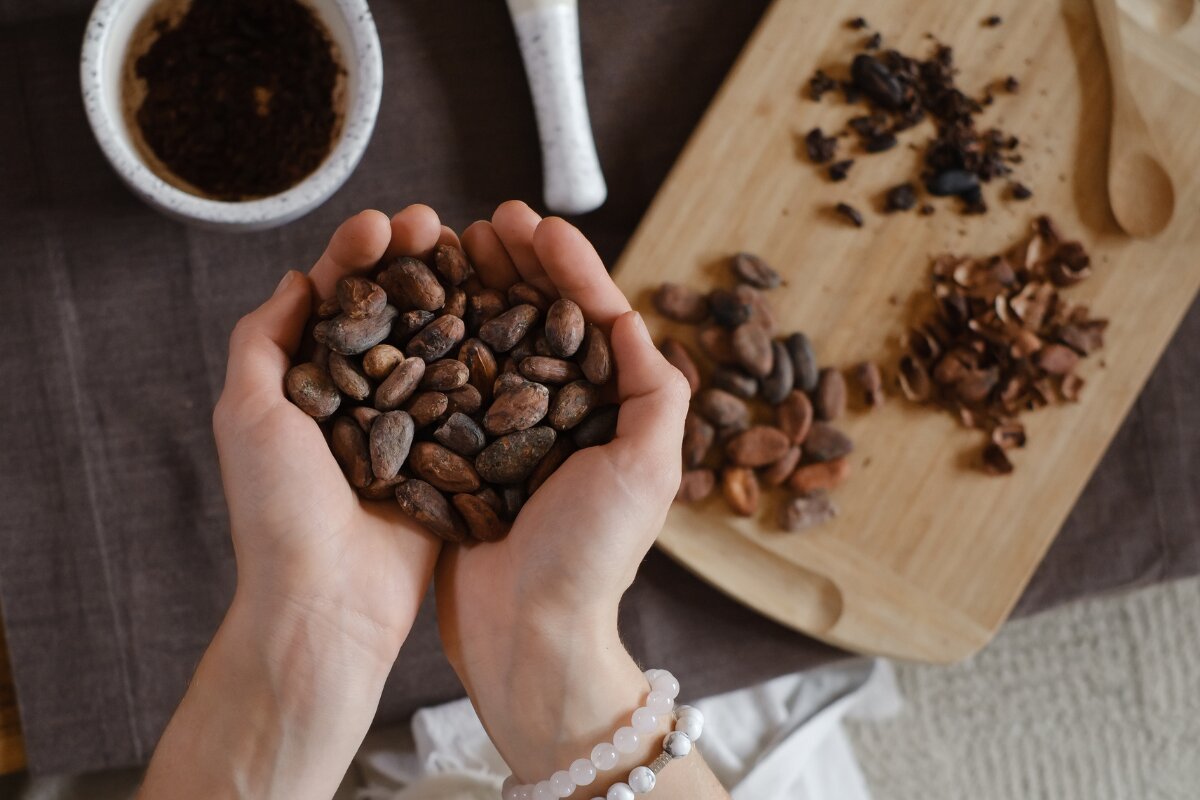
[653,254,874,532]
[284,244,616,543]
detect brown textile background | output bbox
[0,0,1195,775]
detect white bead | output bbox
[550,770,575,797]
[643,668,662,684]
[628,765,656,794]
[613,726,640,753]
[516,788,533,800]
[674,713,703,741]
[663,730,693,758]
[502,776,522,800]
[591,742,619,770]
[569,757,597,786]
[607,782,635,800]
[631,706,659,733]
[646,690,674,715]
[651,671,680,699]
[533,781,557,800]
[674,704,703,725]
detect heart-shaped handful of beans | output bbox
[284,244,616,543]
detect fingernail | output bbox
[630,311,653,346]
[273,270,297,296]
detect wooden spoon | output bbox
[1093,0,1176,237]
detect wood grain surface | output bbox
[615,0,1200,662]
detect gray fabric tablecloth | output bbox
[0,0,1196,775]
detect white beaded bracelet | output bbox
[595,701,705,800]
[502,668,699,800]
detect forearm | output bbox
[138,590,392,800]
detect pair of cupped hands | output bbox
[213,201,692,784]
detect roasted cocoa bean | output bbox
[474,487,503,515]
[545,298,585,357]
[452,493,508,542]
[395,479,465,542]
[443,286,467,319]
[520,356,582,385]
[476,427,557,484]
[697,325,738,365]
[712,367,758,399]
[317,297,342,319]
[709,288,752,328]
[732,252,783,289]
[737,285,776,334]
[484,381,550,435]
[780,490,838,532]
[493,373,528,396]
[410,442,481,493]
[785,332,820,392]
[661,338,701,395]
[777,390,814,445]
[696,388,750,429]
[572,405,619,449]
[331,417,372,488]
[527,436,575,494]
[312,342,330,369]
[676,469,716,503]
[548,380,600,430]
[814,367,847,420]
[421,358,470,391]
[363,344,405,380]
[722,467,760,516]
[375,357,426,410]
[787,458,851,493]
[804,423,853,462]
[314,305,399,355]
[445,384,483,416]
[479,304,540,352]
[760,341,794,405]
[732,323,773,378]
[508,281,551,312]
[351,405,381,433]
[369,410,415,480]
[458,338,498,404]
[465,288,508,332]
[434,412,488,457]
[406,314,466,362]
[683,410,716,468]
[285,363,341,418]
[390,310,436,347]
[653,283,709,323]
[580,324,613,385]
[853,361,885,408]
[406,391,449,428]
[359,473,406,501]
[726,425,791,467]
[433,244,471,286]
[1035,343,1079,375]
[761,446,802,487]
[337,276,387,320]
[377,256,445,311]
[328,352,371,401]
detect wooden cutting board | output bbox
[614,0,1200,662]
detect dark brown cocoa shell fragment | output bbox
[479,304,540,352]
[520,356,582,385]
[760,341,794,405]
[676,469,716,503]
[732,252,783,289]
[653,283,709,323]
[580,324,613,385]
[696,388,750,429]
[1035,343,1080,376]
[406,391,449,428]
[722,467,760,517]
[761,446,802,487]
[369,411,415,480]
[804,422,853,462]
[406,315,466,362]
[457,338,498,404]
[726,425,791,467]
[476,427,558,484]
[421,358,470,391]
[853,361,885,408]
[433,244,472,286]
[389,310,436,348]
[501,485,527,521]
[544,298,585,357]
[780,490,837,532]
[661,339,701,395]
[328,352,371,401]
[377,256,445,312]
[375,357,426,411]
[314,306,399,355]
[443,286,467,319]
[445,384,483,416]
[527,436,575,494]
[777,390,814,445]
[682,410,716,468]
[465,289,509,332]
[285,363,341,418]
[452,493,509,542]
[814,367,847,421]
[434,412,488,457]
[732,323,774,378]
[359,473,406,501]
[712,367,758,399]
[787,458,851,493]
[331,416,372,488]
[395,479,466,542]
[484,381,551,435]
[898,355,932,401]
[548,380,601,430]
[697,325,738,365]
[507,281,551,312]
[785,332,820,392]
[337,276,387,320]
[410,441,481,493]
[351,405,381,433]
[571,405,619,449]
[363,344,405,380]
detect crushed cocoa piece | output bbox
[804,127,839,163]
[828,159,855,182]
[835,202,865,227]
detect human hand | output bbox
[434,202,693,785]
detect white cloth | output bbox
[354,660,902,800]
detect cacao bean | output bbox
[572,405,619,449]
[548,380,600,430]
[434,412,488,457]
[479,304,540,352]
[317,297,342,319]
[395,479,466,542]
[545,298,585,357]
[369,411,415,480]
[527,436,575,494]
[421,358,470,391]
[363,344,404,380]
[682,410,715,468]
[331,417,372,488]
[445,384,483,416]
[696,388,750,429]
[350,405,381,433]
[580,324,613,385]
[328,352,371,401]
[777,390,814,445]
[732,323,773,378]
[476,427,558,484]
[709,288,752,328]
[375,357,426,410]
[312,342,330,369]
[443,286,467,319]
[661,339,701,395]
[458,338,498,404]
[853,361,885,408]
[452,493,509,542]
[465,288,508,332]
[314,305,399,355]
[406,391,449,428]
[410,442,481,493]
[406,314,466,362]
[1035,343,1079,375]
[377,256,445,311]
[760,341,794,405]
[814,367,847,420]
[725,425,791,467]
[761,446,802,487]
[359,473,405,501]
[676,469,716,503]
[390,310,436,347]
[336,276,387,320]
[519,356,582,385]
[712,367,758,399]
[653,283,709,323]
[474,487,503,515]
[697,325,738,365]
[731,252,783,289]
[433,244,471,286]
[804,423,853,462]
[737,285,777,334]
[850,53,904,109]
[785,332,820,392]
[780,490,837,532]
[787,458,851,493]
[722,467,760,516]
[507,282,550,312]
[484,381,550,435]
[493,373,528,396]
[285,362,341,418]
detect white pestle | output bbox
[506,0,607,215]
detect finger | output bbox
[461,220,520,290]
[491,200,554,295]
[532,216,631,327]
[222,270,314,405]
[308,210,393,300]
[384,204,443,260]
[604,311,690,491]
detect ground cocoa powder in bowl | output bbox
[122,0,344,201]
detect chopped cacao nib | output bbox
[984,15,1003,27]
[848,16,869,30]
[1003,75,1020,93]
[865,132,898,152]
[804,127,839,163]
[884,182,917,212]
[919,203,935,215]
[828,159,855,181]
[809,69,838,100]
[864,32,882,51]
[1011,182,1033,200]
[835,202,865,227]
